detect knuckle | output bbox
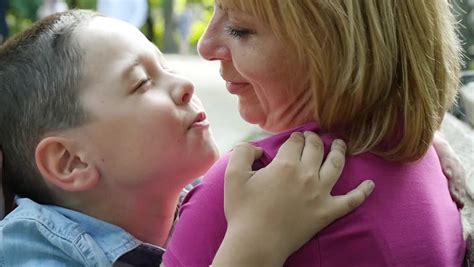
[316,211,331,226]
[302,170,317,180]
[347,195,361,210]
[279,160,298,170]
[329,155,344,169]
[272,160,298,176]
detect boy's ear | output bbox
[35,136,99,192]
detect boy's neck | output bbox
[67,188,182,247]
[119,193,180,246]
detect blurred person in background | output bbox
[97,0,148,29]
[177,4,193,54]
[38,0,68,20]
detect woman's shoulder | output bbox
[196,152,232,187]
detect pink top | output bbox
[164,123,465,266]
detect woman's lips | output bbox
[226,81,249,94]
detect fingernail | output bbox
[334,139,346,150]
[291,132,304,140]
[367,180,375,192]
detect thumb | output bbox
[225,143,263,189]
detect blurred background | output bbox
[1,0,474,61]
[1,0,214,54]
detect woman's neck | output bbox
[261,89,316,133]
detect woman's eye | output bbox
[224,25,250,39]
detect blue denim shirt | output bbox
[0,198,164,266]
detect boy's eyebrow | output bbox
[122,48,164,80]
[154,48,167,64]
[122,60,141,81]
[154,47,162,58]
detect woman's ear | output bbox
[35,136,99,192]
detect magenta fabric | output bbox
[164,123,465,267]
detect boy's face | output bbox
[73,17,219,192]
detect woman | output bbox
[164,0,465,266]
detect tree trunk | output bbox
[144,0,154,42]
[69,0,78,9]
[163,0,177,53]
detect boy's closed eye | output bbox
[133,77,153,92]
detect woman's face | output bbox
[198,4,314,133]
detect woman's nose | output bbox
[197,17,231,61]
[172,77,194,105]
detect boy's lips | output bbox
[189,111,209,129]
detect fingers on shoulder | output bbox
[332,180,375,217]
[226,143,262,179]
[319,139,346,188]
[274,132,305,162]
[327,140,346,169]
[301,131,324,169]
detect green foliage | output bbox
[150,8,165,48]
[10,0,42,20]
[6,13,33,37]
[184,0,213,48]
[6,0,41,36]
[5,0,213,52]
[65,0,98,9]
[189,20,206,46]
[188,9,212,46]
[6,0,99,37]
[149,0,163,6]
[188,0,214,6]
[146,0,213,52]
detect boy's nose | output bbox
[197,20,231,62]
[172,77,194,105]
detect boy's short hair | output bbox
[0,10,98,204]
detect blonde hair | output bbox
[218,0,462,161]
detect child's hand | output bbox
[212,132,374,267]
[433,131,466,208]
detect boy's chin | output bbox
[185,151,220,181]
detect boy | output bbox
[0,10,373,266]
